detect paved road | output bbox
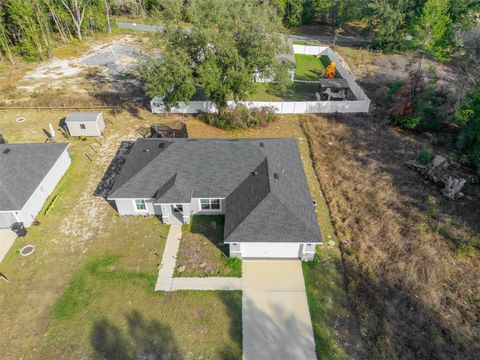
[116,21,371,45]
[242,260,317,360]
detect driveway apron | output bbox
[242,260,316,360]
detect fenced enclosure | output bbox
[151,45,370,114]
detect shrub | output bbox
[202,105,278,130]
[385,80,403,102]
[454,88,480,175]
[417,147,435,164]
[425,196,438,217]
[457,234,480,258]
[398,115,422,130]
[225,257,242,277]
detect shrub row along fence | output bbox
[151,45,370,114]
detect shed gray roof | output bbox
[65,112,101,122]
[0,143,69,211]
[109,138,322,244]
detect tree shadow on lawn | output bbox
[91,310,183,360]
[85,70,149,120]
[217,291,243,360]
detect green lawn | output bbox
[294,54,330,81]
[246,82,319,101]
[43,226,242,359]
[175,215,242,277]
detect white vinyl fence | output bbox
[151,45,370,114]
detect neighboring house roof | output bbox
[0,143,69,211]
[65,112,101,122]
[109,138,322,244]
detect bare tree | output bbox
[105,0,111,34]
[57,0,92,40]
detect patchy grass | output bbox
[44,240,242,359]
[175,215,242,277]
[294,54,329,81]
[0,110,362,359]
[51,40,90,59]
[0,110,243,359]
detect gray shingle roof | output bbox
[109,138,322,244]
[65,112,101,122]
[0,143,69,211]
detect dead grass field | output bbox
[300,46,480,359]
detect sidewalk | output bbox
[155,224,242,291]
[155,224,182,291]
[172,277,242,291]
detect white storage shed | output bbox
[65,112,105,137]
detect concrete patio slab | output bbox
[242,260,316,360]
[0,230,17,264]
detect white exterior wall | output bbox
[66,114,104,137]
[111,197,225,223]
[0,211,17,229]
[18,149,71,227]
[113,198,159,216]
[235,242,316,260]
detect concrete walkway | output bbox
[172,277,242,291]
[0,230,17,264]
[155,224,182,291]
[155,224,242,291]
[242,260,316,360]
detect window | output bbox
[211,199,220,209]
[199,198,221,210]
[80,124,86,130]
[135,199,147,211]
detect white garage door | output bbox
[240,242,301,259]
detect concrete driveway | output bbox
[0,230,17,264]
[242,260,316,360]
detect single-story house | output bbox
[108,138,322,260]
[0,143,71,229]
[65,112,105,137]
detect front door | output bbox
[172,204,183,213]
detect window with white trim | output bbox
[135,199,147,211]
[80,123,86,130]
[200,198,221,210]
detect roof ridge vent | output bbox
[259,142,264,147]
[274,173,279,180]
[144,148,150,152]
[250,171,258,176]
